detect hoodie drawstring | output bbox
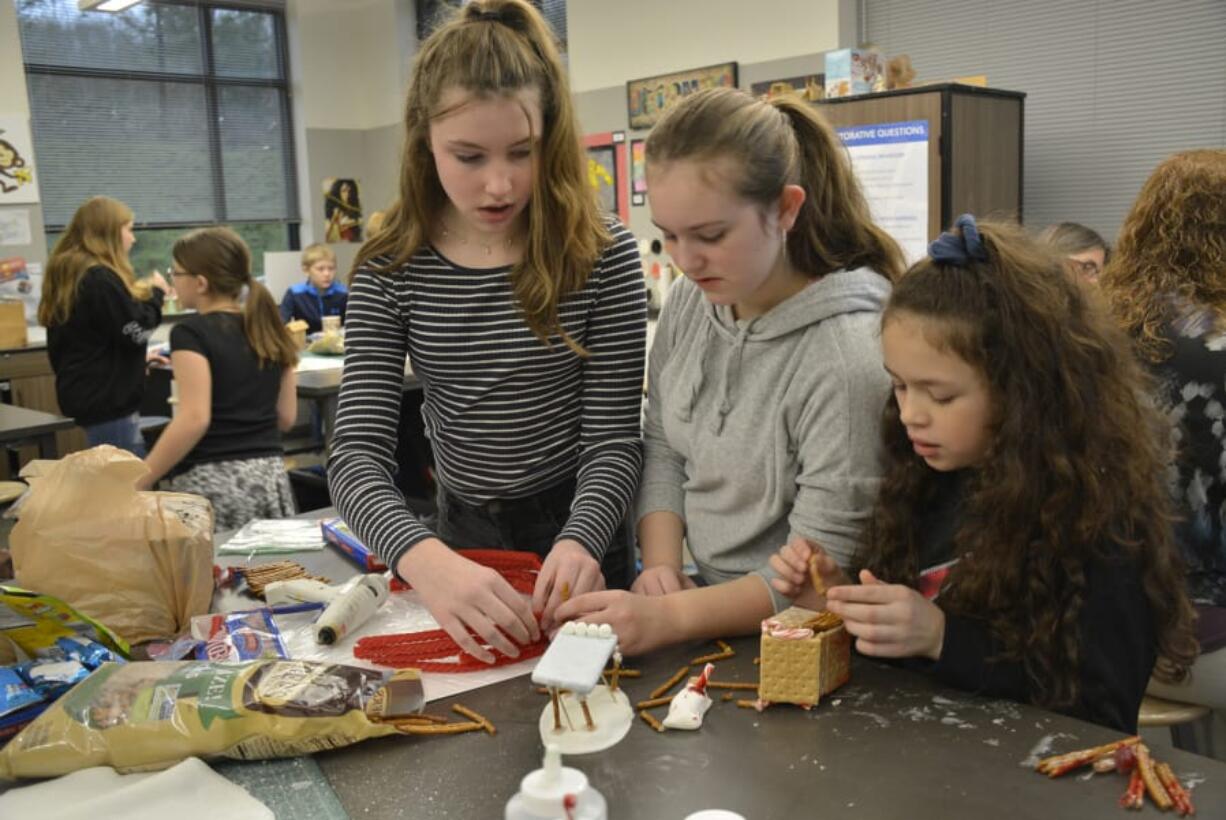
[710,321,754,435]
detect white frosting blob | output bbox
[662,687,713,730]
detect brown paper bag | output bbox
[10,446,214,644]
[0,300,27,348]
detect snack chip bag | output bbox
[0,659,424,779]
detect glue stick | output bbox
[315,574,389,645]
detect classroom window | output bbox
[16,0,299,276]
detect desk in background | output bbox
[213,517,1226,819]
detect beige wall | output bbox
[568,0,844,93]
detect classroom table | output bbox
[214,519,1226,819]
[0,403,75,460]
[294,354,419,451]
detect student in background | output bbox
[329,0,647,664]
[41,196,168,456]
[1098,149,1226,738]
[279,243,348,334]
[556,87,901,655]
[1038,221,1110,283]
[773,216,1198,733]
[138,227,298,529]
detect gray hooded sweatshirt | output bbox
[637,268,892,612]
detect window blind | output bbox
[17,0,298,230]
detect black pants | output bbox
[432,478,632,591]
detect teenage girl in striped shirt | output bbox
[329,0,647,663]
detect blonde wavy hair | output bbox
[1098,149,1226,362]
[40,196,138,327]
[353,0,606,356]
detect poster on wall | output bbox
[630,139,646,206]
[583,132,628,224]
[835,119,929,264]
[626,62,738,131]
[322,177,362,243]
[0,116,39,205]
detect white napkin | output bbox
[0,757,274,820]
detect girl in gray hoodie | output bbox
[556,87,903,655]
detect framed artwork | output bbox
[750,74,825,103]
[626,61,738,131]
[630,139,646,206]
[322,177,362,243]
[583,131,628,224]
[0,115,39,205]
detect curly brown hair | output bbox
[859,219,1197,709]
[1097,149,1226,362]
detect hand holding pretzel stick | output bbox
[768,536,849,610]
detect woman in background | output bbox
[1039,221,1110,283]
[41,196,168,455]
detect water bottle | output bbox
[505,745,606,820]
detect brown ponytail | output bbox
[172,227,298,369]
[646,87,904,282]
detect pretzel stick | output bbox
[735,699,759,709]
[639,710,665,732]
[1119,768,1144,809]
[706,681,758,691]
[1136,744,1172,810]
[1036,736,1139,777]
[398,721,485,735]
[393,713,449,725]
[690,650,735,665]
[636,696,674,710]
[808,554,826,596]
[604,668,641,678]
[649,665,690,699]
[721,692,734,702]
[451,704,496,735]
[1155,762,1195,816]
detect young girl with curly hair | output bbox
[773,215,1197,732]
[1098,149,1226,724]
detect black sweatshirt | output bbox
[47,265,163,425]
[905,471,1156,734]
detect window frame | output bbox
[20,0,300,248]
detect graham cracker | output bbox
[758,606,851,707]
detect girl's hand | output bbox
[631,565,697,597]
[768,536,846,610]
[397,539,540,664]
[149,270,171,294]
[553,590,672,656]
[824,569,945,660]
[534,539,605,632]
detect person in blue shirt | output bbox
[279,243,348,333]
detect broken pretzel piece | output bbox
[451,703,496,736]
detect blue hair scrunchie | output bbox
[928,213,988,266]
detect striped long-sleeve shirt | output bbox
[329,222,647,574]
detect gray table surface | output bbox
[213,521,1226,819]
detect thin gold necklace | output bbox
[440,225,517,256]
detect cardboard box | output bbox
[321,517,388,572]
[758,606,851,708]
[824,48,885,98]
[0,301,27,349]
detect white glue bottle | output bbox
[315,574,390,645]
[505,745,606,820]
